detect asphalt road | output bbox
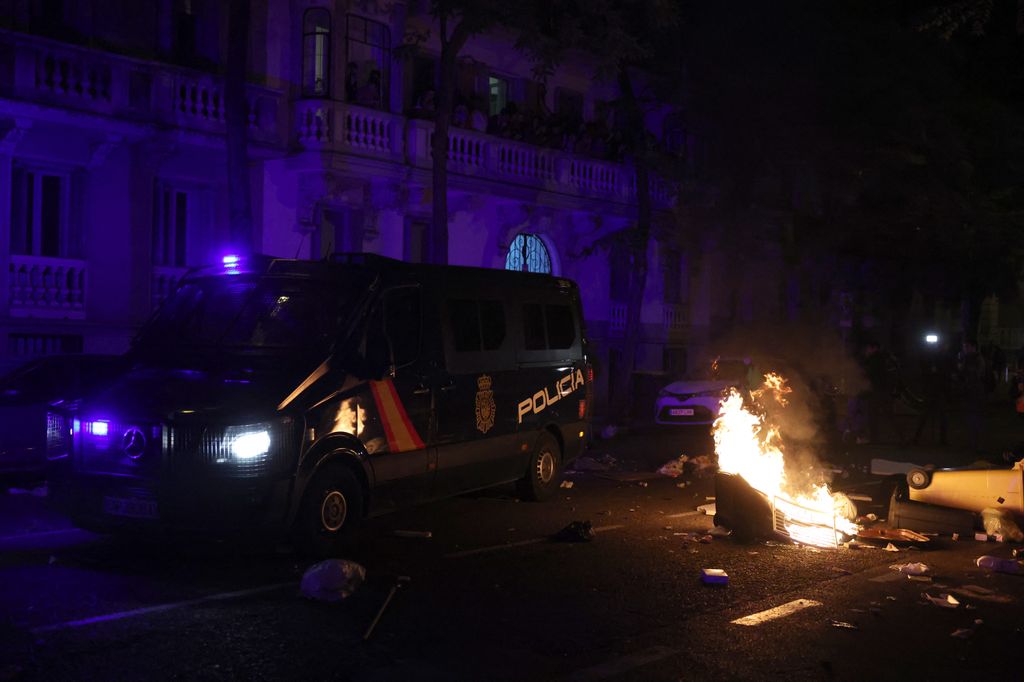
[2,426,1023,681]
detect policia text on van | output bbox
[48,255,592,554]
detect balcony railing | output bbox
[609,303,627,336]
[297,112,673,206]
[294,99,404,160]
[0,29,284,145]
[8,255,86,319]
[662,303,688,332]
[0,29,673,206]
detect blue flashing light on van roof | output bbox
[222,254,242,274]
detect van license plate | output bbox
[670,408,695,416]
[103,496,158,519]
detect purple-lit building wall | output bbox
[0,0,743,419]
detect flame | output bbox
[713,373,858,547]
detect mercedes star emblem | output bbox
[121,427,147,460]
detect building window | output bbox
[505,234,551,274]
[173,0,198,63]
[488,75,508,116]
[152,183,190,267]
[10,166,72,258]
[346,14,391,109]
[303,8,331,97]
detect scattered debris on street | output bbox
[890,562,930,576]
[922,593,960,609]
[300,559,366,602]
[364,575,410,640]
[950,619,983,639]
[553,520,595,542]
[980,508,1024,543]
[975,555,1022,574]
[658,455,688,478]
[700,568,728,586]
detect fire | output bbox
[713,373,858,547]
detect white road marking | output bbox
[562,645,680,681]
[731,599,823,626]
[31,581,296,635]
[445,524,625,559]
[664,511,702,519]
[0,528,86,543]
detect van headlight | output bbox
[230,428,272,460]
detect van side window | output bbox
[385,287,421,366]
[479,301,505,350]
[523,303,546,350]
[449,299,506,353]
[545,305,576,349]
[450,299,481,352]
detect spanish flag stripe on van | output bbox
[369,379,425,452]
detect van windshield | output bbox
[135,275,364,353]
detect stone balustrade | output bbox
[394,118,666,205]
[0,29,284,145]
[0,29,672,205]
[8,255,86,318]
[662,303,688,331]
[609,303,628,335]
[295,99,404,159]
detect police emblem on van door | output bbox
[475,374,495,434]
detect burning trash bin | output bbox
[712,374,858,548]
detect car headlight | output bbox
[226,424,272,460]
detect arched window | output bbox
[505,234,552,274]
[303,8,331,97]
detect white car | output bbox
[654,358,753,426]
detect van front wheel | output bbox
[294,463,363,556]
[517,432,562,502]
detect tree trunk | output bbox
[612,66,653,421]
[225,0,252,254]
[429,19,474,265]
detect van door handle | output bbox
[413,385,430,395]
[440,379,456,392]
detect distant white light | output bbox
[925,334,939,344]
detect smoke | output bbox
[707,320,868,491]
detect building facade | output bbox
[0,0,726,419]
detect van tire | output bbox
[517,432,562,502]
[293,462,363,557]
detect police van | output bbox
[48,254,592,553]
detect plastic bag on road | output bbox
[553,520,595,542]
[658,455,688,478]
[890,562,930,576]
[300,559,366,602]
[980,508,1024,543]
[975,555,1023,574]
